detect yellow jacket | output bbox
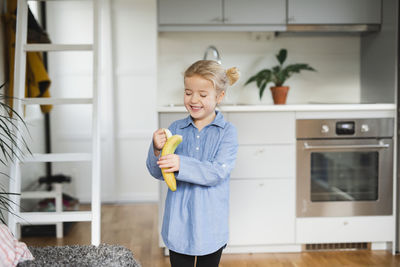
[4,0,52,113]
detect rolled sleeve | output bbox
[176,125,238,186]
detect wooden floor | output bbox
[20,203,400,267]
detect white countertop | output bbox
[158,103,396,112]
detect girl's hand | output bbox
[157,154,180,173]
[153,128,167,156]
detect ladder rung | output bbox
[22,98,93,105]
[21,191,60,199]
[16,211,92,224]
[24,44,93,52]
[23,153,92,162]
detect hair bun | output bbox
[226,67,240,85]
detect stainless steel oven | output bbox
[296,118,394,217]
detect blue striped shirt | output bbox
[146,111,238,256]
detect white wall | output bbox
[32,2,365,203]
[158,32,361,105]
[44,0,158,203]
[112,0,158,202]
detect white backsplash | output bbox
[157,32,361,106]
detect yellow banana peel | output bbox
[161,131,182,191]
[162,128,172,139]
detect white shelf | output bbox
[157,103,397,113]
[21,191,59,199]
[24,44,93,52]
[22,97,93,105]
[23,153,92,162]
[16,211,92,224]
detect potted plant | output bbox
[0,82,31,225]
[245,49,316,104]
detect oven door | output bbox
[297,138,393,217]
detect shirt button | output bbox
[196,147,199,151]
[196,135,200,139]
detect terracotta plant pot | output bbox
[270,86,289,104]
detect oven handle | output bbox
[303,142,390,150]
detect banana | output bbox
[161,134,182,191]
[163,128,172,139]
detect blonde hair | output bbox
[184,60,240,94]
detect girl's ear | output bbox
[217,91,225,104]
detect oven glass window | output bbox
[310,152,378,202]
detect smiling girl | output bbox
[146,60,239,267]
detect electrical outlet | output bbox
[250,32,275,41]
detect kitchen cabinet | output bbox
[158,110,296,249]
[229,178,295,245]
[223,0,286,25]
[288,0,381,24]
[231,144,295,179]
[158,0,286,31]
[228,112,295,144]
[296,216,393,243]
[158,0,222,25]
[158,0,382,32]
[157,106,395,253]
[228,111,296,246]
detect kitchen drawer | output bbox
[296,216,394,244]
[228,112,295,145]
[229,178,295,245]
[231,144,295,179]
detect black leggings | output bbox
[169,245,225,267]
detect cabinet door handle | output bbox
[211,17,223,22]
[287,16,295,22]
[255,148,265,155]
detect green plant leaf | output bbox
[280,64,316,85]
[276,49,287,65]
[244,75,258,85]
[0,82,32,225]
[259,80,267,100]
[272,66,285,86]
[246,49,316,92]
[284,63,316,74]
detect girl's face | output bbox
[184,75,225,126]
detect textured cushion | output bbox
[18,244,141,267]
[0,224,34,267]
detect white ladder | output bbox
[8,0,101,245]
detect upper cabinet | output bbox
[158,0,286,31]
[158,0,222,25]
[287,0,381,24]
[158,0,382,32]
[223,0,286,25]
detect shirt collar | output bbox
[179,110,226,129]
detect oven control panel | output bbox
[297,118,394,139]
[321,124,329,133]
[335,121,355,135]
